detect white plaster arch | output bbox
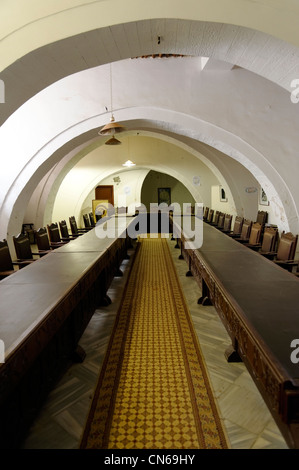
[2,0,299,72]
[2,14,299,127]
[2,52,299,246]
[3,102,295,248]
[50,132,219,226]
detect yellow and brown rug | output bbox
[80,236,228,449]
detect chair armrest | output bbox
[260,251,277,259]
[274,260,299,272]
[13,259,35,266]
[245,244,262,251]
[0,269,16,277]
[274,259,298,265]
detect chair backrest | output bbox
[203,207,209,220]
[35,227,51,251]
[89,212,95,227]
[217,213,225,229]
[212,211,220,225]
[69,218,79,236]
[207,209,214,223]
[248,222,262,245]
[256,210,268,225]
[261,227,278,252]
[13,233,33,260]
[83,214,91,228]
[0,239,14,271]
[47,223,62,243]
[232,216,244,235]
[239,219,252,240]
[59,220,70,239]
[223,214,232,232]
[276,232,298,261]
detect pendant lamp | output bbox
[98,64,125,142]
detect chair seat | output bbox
[0,269,15,279]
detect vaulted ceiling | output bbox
[1,1,299,245]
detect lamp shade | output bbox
[105,136,122,145]
[98,115,125,135]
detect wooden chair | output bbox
[219,214,232,233]
[261,231,298,271]
[69,217,85,237]
[243,222,262,248]
[47,223,69,245]
[69,216,90,234]
[203,207,209,221]
[206,209,214,224]
[0,239,30,279]
[59,220,78,240]
[227,216,244,237]
[22,223,35,244]
[13,233,45,263]
[256,210,268,226]
[233,219,253,243]
[89,212,95,227]
[210,211,220,226]
[216,212,225,230]
[83,214,92,229]
[248,226,278,254]
[35,227,62,252]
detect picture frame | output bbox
[259,187,269,206]
[92,199,109,221]
[158,187,171,206]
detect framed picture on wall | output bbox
[158,187,171,206]
[259,187,269,206]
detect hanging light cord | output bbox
[110,63,114,121]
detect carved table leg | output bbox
[72,344,86,363]
[224,344,242,362]
[186,255,193,276]
[198,279,211,305]
[179,241,184,260]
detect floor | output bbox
[21,236,288,450]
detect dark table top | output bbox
[0,217,136,360]
[173,217,299,381]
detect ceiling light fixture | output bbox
[122,160,136,167]
[98,63,125,142]
[122,136,136,167]
[105,136,122,145]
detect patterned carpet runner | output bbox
[80,237,228,449]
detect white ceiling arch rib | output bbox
[1,17,299,126]
[4,104,295,246]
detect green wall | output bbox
[141,170,195,211]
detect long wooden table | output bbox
[0,216,135,448]
[171,216,299,449]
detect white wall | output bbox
[81,168,150,221]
